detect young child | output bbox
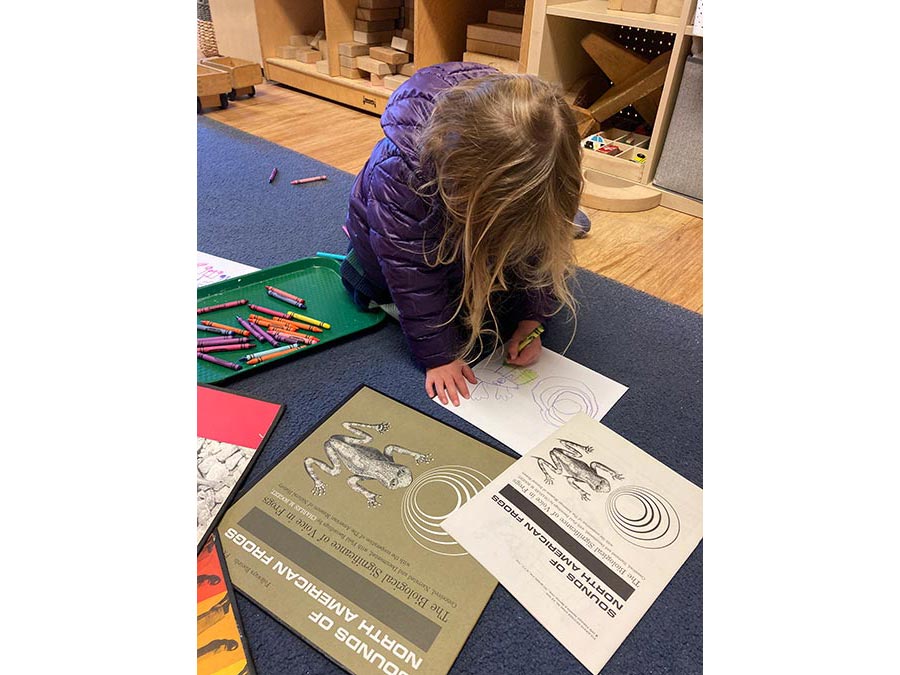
[341,62,584,406]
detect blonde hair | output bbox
[419,73,583,361]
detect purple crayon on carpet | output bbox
[266,289,306,309]
[197,324,237,337]
[198,352,242,370]
[236,315,278,347]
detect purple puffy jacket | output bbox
[342,62,554,369]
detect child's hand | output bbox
[506,320,543,366]
[426,360,477,406]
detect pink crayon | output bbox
[197,299,248,314]
[249,303,291,319]
[198,344,258,353]
[198,352,242,370]
[197,337,255,347]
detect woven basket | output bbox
[197,19,219,58]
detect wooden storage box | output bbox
[202,56,263,99]
[581,133,650,183]
[197,64,232,112]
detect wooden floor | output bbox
[205,83,703,313]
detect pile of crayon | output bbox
[197,286,333,372]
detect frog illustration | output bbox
[304,421,432,508]
[536,439,625,501]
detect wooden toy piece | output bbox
[487,9,525,29]
[396,28,415,41]
[655,0,682,15]
[463,51,519,74]
[339,55,359,68]
[296,49,322,64]
[355,18,395,32]
[359,0,401,7]
[607,0,624,8]
[580,168,660,212]
[621,0,657,12]
[290,35,309,47]
[466,24,522,47]
[201,56,263,100]
[276,45,300,59]
[581,32,666,124]
[309,30,325,49]
[383,74,410,91]
[390,36,414,54]
[571,105,600,137]
[316,39,328,55]
[339,42,370,57]
[370,46,409,65]
[398,62,417,77]
[356,7,400,22]
[465,39,520,60]
[370,73,386,87]
[315,59,331,75]
[353,30,395,45]
[356,55,396,76]
[587,51,670,124]
[340,66,365,79]
[197,64,232,112]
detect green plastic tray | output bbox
[197,257,385,383]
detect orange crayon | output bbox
[245,345,306,365]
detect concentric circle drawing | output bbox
[400,465,491,556]
[606,485,680,549]
[532,377,600,426]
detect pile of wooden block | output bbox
[338,0,416,87]
[608,0,683,16]
[463,9,524,74]
[274,30,328,68]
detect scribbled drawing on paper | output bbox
[470,360,539,401]
[531,377,601,426]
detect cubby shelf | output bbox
[545,1,681,33]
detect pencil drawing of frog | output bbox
[304,421,432,508]
[536,439,625,501]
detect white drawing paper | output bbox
[436,348,628,455]
[197,251,258,287]
[441,414,702,674]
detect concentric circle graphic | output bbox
[532,377,600,427]
[401,465,491,556]
[606,485,680,549]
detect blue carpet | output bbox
[198,116,702,675]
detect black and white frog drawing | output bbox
[536,439,625,501]
[304,421,432,508]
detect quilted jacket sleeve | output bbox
[365,153,462,369]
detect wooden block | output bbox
[356,55,396,75]
[466,24,522,47]
[571,106,600,138]
[355,18,395,32]
[397,28,415,41]
[487,9,524,29]
[580,32,662,124]
[391,36,414,54]
[370,46,409,65]
[275,45,300,59]
[309,30,325,49]
[339,42,370,57]
[607,0,624,8]
[383,74,409,91]
[359,0,401,7]
[465,38,520,60]
[655,0,682,16]
[339,55,359,68]
[353,30,395,45]
[356,7,400,21]
[340,66,365,79]
[317,39,328,54]
[289,35,309,47]
[296,49,322,64]
[463,51,519,74]
[581,169,660,212]
[370,73,386,87]
[621,0,656,12]
[398,62,417,77]
[315,59,330,74]
[587,51,670,123]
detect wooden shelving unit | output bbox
[253,0,513,115]
[526,0,702,215]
